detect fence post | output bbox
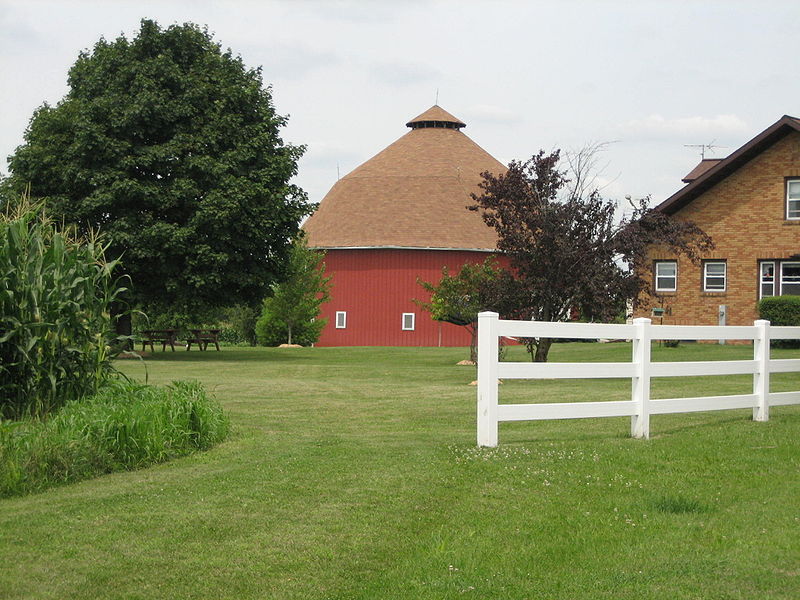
[753,319,770,422]
[477,311,499,447]
[631,318,651,439]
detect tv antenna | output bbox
[684,140,727,159]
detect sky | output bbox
[1,0,798,211]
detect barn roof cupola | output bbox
[405,105,466,130]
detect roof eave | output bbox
[308,245,497,252]
[657,115,800,215]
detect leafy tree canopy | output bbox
[7,19,311,318]
[417,259,503,362]
[255,237,331,346]
[471,149,714,362]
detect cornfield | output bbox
[0,196,127,419]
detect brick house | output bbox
[639,115,800,327]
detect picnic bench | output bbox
[140,329,178,352]
[186,329,221,351]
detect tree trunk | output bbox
[469,324,478,363]
[287,323,293,345]
[534,337,553,362]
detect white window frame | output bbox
[760,261,775,298]
[703,261,727,292]
[335,311,347,329]
[780,262,800,296]
[787,179,800,220]
[654,261,677,292]
[401,313,415,331]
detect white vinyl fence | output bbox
[476,312,800,447]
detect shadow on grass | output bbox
[118,347,317,364]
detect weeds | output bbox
[0,379,228,497]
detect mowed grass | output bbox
[1,342,799,599]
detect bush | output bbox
[0,379,228,498]
[0,197,126,419]
[758,296,800,348]
[221,304,259,346]
[255,310,325,346]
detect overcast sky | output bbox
[1,0,798,209]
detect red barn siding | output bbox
[316,248,498,347]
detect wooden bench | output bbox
[186,329,221,351]
[140,329,178,352]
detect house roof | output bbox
[681,158,723,183]
[657,115,800,215]
[303,106,506,250]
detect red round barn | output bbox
[302,106,507,346]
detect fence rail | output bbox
[476,312,800,447]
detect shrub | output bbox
[223,304,260,346]
[758,296,800,348]
[255,310,325,346]
[0,196,127,418]
[0,379,228,498]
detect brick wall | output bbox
[637,131,800,327]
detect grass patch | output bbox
[649,494,710,515]
[1,343,799,599]
[0,380,228,498]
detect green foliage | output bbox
[255,313,325,347]
[7,19,311,320]
[0,379,228,498]
[417,259,503,361]
[0,196,126,419]
[255,238,331,346]
[416,259,502,326]
[222,304,260,346]
[758,295,800,348]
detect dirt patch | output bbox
[278,344,303,348]
[456,360,476,366]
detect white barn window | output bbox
[335,311,347,329]
[401,313,415,331]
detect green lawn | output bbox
[2,343,799,599]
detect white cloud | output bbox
[619,114,750,142]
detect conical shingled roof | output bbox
[406,105,466,128]
[303,106,505,250]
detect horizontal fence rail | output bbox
[476,313,800,446]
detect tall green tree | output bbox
[417,259,503,362]
[7,19,310,324]
[471,149,714,362]
[255,238,331,346]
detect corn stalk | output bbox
[0,195,127,419]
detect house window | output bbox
[780,262,800,295]
[401,313,415,331]
[703,261,726,292]
[760,262,775,298]
[655,261,677,292]
[335,311,347,329]
[787,180,800,219]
